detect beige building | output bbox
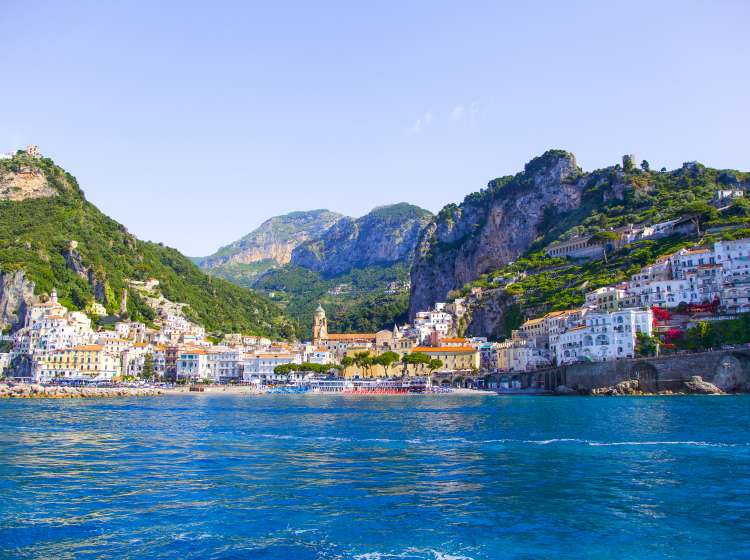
[37,344,121,381]
[412,346,480,372]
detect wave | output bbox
[253,433,745,448]
[353,548,474,560]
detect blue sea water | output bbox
[1,395,750,559]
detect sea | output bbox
[1,394,750,559]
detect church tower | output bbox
[312,304,328,345]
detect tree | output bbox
[641,160,650,172]
[678,201,718,235]
[622,155,634,172]
[401,352,431,376]
[427,358,443,379]
[353,351,373,378]
[142,353,155,380]
[590,231,619,263]
[374,351,399,377]
[636,333,658,357]
[340,356,354,370]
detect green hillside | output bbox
[452,159,750,337]
[0,152,295,338]
[254,263,410,336]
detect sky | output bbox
[1,1,749,256]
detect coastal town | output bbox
[2,232,749,394]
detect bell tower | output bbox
[312,304,328,344]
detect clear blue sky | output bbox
[2,1,748,256]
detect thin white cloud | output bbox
[450,105,465,121]
[407,111,434,135]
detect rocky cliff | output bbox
[0,166,57,201]
[291,203,433,277]
[410,150,588,317]
[0,270,35,331]
[196,209,343,269]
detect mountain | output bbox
[410,150,585,316]
[251,203,433,335]
[411,150,750,338]
[291,203,434,277]
[0,151,295,338]
[194,209,342,287]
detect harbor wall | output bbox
[553,350,750,392]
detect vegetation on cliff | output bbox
[436,152,750,338]
[194,209,343,284]
[0,153,295,337]
[201,202,433,335]
[291,203,433,277]
[254,263,410,336]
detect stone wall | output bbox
[557,350,750,392]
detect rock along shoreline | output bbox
[555,376,729,396]
[0,383,164,399]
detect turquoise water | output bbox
[1,395,750,559]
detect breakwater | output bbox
[0,383,163,398]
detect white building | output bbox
[176,349,210,381]
[413,303,453,345]
[671,247,716,280]
[303,345,333,365]
[585,286,626,311]
[496,337,551,372]
[714,238,750,281]
[554,308,653,365]
[722,280,750,313]
[206,348,242,382]
[242,352,301,384]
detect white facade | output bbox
[722,281,750,313]
[671,248,716,280]
[206,349,242,382]
[413,304,453,344]
[585,286,626,311]
[554,308,653,365]
[176,350,210,381]
[242,352,301,383]
[303,346,333,365]
[496,337,551,372]
[715,238,750,281]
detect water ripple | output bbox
[1,394,750,559]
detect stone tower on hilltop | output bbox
[312,304,328,345]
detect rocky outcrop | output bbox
[458,288,516,340]
[291,203,433,277]
[0,168,56,201]
[683,376,724,394]
[589,376,724,396]
[0,270,35,331]
[197,209,343,269]
[63,243,88,278]
[554,384,577,395]
[0,383,164,398]
[410,151,591,317]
